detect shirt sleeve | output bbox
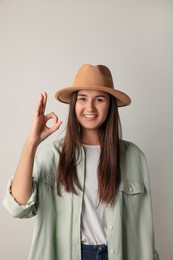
[136,148,160,260]
[2,177,38,218]
[119,141,161,260]
[138,150,161,260]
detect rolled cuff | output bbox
[3,177,38,218]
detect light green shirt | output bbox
[3,139,160,260]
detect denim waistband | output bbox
[81,244,108,260]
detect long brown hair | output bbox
[57,91,122,204]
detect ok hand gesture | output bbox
[27,92,62,147]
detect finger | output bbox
[35,94,44,117]
[39,92,47,115]
[48,121,63,134]
[44,112,58,123]
[42,92,47,114]
[35,92,47,116]
[44,113,62,131]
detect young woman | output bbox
[3,64,160,260]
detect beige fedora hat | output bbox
[55,64,131,107]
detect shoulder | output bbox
[120,139,145,159]
[33,139,64,174]
[36,139,63,157]
[120,140,149,182]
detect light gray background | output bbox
[0,0,172,259]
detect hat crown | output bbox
[73,64,114,89]
[55,63,131,106]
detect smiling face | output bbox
[75,90,110,143]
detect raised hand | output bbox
[27,92,62,146]
[11,92,62,204]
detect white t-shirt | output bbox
[81,144,107,245]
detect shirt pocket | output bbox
[119,180,145,215]
[119,180,145,195]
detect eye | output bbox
[96,98,104,102]
[77,97,87,102]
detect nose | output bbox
[86,99,96,112]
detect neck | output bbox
[81,129,100,145]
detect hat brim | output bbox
[55,85,131,107]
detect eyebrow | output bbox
[77,94,107,98]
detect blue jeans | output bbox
[81,244,108,260]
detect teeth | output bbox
[84,115,96,118]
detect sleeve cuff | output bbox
[3,177,38,218]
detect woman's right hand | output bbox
[27,92,62,147]
[10,92,62,204]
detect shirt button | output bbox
[129,187,133,192]
[110,248,115,254]
[108,224,113,230]
[107,203,111,208]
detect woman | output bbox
[3,64,160,260]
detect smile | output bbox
[83,114,98,120]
